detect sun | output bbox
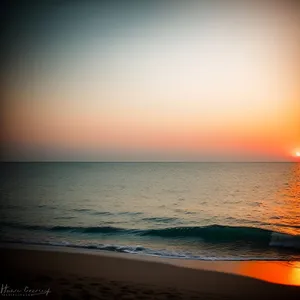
[296,152,300,157]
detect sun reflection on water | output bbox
[272,163,300,235]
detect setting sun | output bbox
[296,152,300,157]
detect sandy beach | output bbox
[0,244,299,300]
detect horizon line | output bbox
[0,161,298,163]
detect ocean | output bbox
[0,162,299,261]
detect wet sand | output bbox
[0,244,299,299]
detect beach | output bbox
[2,0,300,297]
[1,244,299,300]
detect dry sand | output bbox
[0,244,299,300]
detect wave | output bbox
[141,225,272,241]
[1,222,299,250]
[72,209,143,216]
[141,217,179,223]
[0,240,295,261]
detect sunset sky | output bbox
[1,0,300,161]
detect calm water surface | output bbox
[0,162,299,260]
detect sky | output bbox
[1,0,300,161]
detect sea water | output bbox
[0,162,299,260]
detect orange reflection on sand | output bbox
[288,262,300,286]
[176,260,300,287]
[238,261,300,286]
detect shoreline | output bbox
[1,243,299,299]
[1,242,300,285]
